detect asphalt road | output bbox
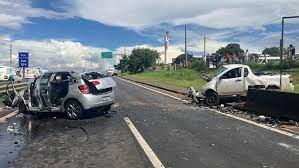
[0,77,298,168]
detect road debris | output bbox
[209,143,216,147]
[258,115,267,122]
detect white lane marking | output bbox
[118,77,299,140]
[124,117,165,168]
[0,110,18,123]
[278,143,299,152]
[117,77,188,103]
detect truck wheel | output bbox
[65,100,83,120]
[205,91,220,106]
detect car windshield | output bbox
[214,66,228,77]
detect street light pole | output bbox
[204,35,206,59]
[164,32,169,64]
[280,16,299,90]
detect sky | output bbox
[0,0,299,71]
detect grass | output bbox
[124,69,207,91]
[286,68,299,93]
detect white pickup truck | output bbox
[201,64,294,105]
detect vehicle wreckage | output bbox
[3,71,116,119]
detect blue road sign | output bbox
[18,52,29,68]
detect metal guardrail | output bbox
[0,83,28,94]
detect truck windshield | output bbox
[214,66,228,77]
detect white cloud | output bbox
[0,37,112,71]
[115,44,183,64]
[68,0,299,29]
[0,0,71,29]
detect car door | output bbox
[216,67,244,96]
[37,73,52,109]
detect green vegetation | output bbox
[124,69,207,91]
[245,59,299,72]
[262,47,281,56]
[115,48,160,74]
[287,68,299,93]
[216,43,244,55]
[189,60,209,72]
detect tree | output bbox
[115,48,160,73]
[174,54,194,65]
[262,47,280,56]
[216,43,244,56]
[115,55,129,72]
[128,48,160,73]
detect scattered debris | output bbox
[258,115,267,122]
[113,103,120,108]
[182,157,189,161]
[15,113,24,118]
[104,113,112,118]
[289,120,295,125]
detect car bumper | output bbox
[79,91,115,110]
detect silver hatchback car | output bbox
[3,71,116,119]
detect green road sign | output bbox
[101,52,113,58]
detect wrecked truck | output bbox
[199,64,294,106]
[3,71,116,119]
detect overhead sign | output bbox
[101,52,113,58]
[18,52,29,68]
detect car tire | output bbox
[103,104,112,113]
[19,101,27,114]
[266,85,279,90]
[205,91,220,106]
[65,100,83,120]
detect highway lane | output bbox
[0,77,298,168]
[114,78,299,168]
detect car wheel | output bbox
[266,85,279,90]
[104,104,112,112]
[19,101,27,114]
[65,100,83,120]
[205,91,220,106]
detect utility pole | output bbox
[164,32,169,64]
[204,35,206,60]
[280,15,299,90]
[185,25,187,67]
[9,40,12,67]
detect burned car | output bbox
[3,71,116,119]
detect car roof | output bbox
[223,64,249,69]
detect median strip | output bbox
[0,110,18,123]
